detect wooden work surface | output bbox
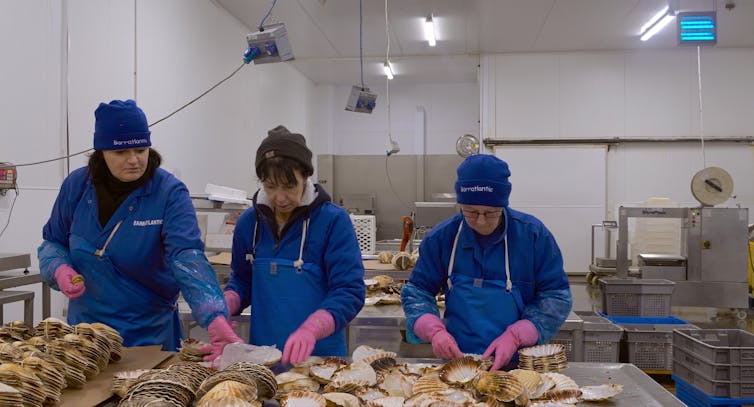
[58,345,174,407]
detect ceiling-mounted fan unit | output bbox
[456,134,480,157]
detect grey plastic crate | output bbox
[581,315,623,363]
[673,358,754,398]
[550,311,584,362]
[622,323,698,371]
[599,278,675,317]
[551,329,577,362]
[673,346,754,382]
[673,329,754,366]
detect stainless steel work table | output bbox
[0,253,51,323]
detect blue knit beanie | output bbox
[455,154,512,207]
[93,100,151,151]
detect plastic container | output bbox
[550,311,583,362]
[599,313,689,325]
[350,215,376,255]
[674,375,754,407]
[579,312,623,363]
[673,361,754,398]
[673,329,754,366]
[674,346,754,382]
[622,323,699,371]
[599,278,675,317]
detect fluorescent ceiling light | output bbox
[424,15,436,47]
[383,61,394,80]
[640,6,670,35]
[641,14,675,41]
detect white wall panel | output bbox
[494,54,559,139]
[698,48,754,138]
[559,53,624,138]
[625,50,693,138]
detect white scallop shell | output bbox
[322,392,361,407]
[439,356,482,386]
[508,369,541,395]
[366,396,405,407]
[541,373,578,392]
[579,383,623,401]
[519,344,565,358]
[281,390,327,407]
[352,345,397,364]
[530,374,555,399]
[331,360,377,386]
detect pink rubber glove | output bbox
[282,310,335,365]
[414,313,463,360]
[54,265,85,299]
[224,290,241,316]
[201,316,244,362]
[482,319,539,371]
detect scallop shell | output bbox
[579,383,623,401]
[352,345,397,364]
[366,396,405,407]
[323,392,362,407]
[365,279,381,291]
[276,372,321,392]
[409,254,418,267]
[391,252,412,270]
[196,396,261,407]
[400,363,437,377]
[378,251,394,264]
[377,368,413,397]
[372,275,394,288]
[530,373,555,399]
[519,344,565,358]
[539,389,582,404]
[473,371,524,402]
[411,374,449,395]
[541,373,579,392]
[331,360,377,386]
[323,379,370,394]
[281,390,327,407]
[506,370,539,397]
[439,356,483,386]
[202,379,259,401]
[310,362,340,383]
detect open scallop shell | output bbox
[331,360,377,386]
[473,371,524,402]
[352,345,397,364]
[439,356,483,386]
[541,373,578,392]
[281,390,327,407]
[391,252,412,270]
[508,369,541,395]
[579,383,623,401]
[539,389,582,404]
[411,374,449,395]
[365,396,405,407]
[323,392,362,407]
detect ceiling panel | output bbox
[215,0,754,85]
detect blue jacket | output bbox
[225,182,365,355]
[38,167,227,350]
[402,209,572,346]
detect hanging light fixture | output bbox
[383,61,394,80]
[424,14,436,46]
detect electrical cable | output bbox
[696,46,706,168]
[259,0,278,30]
[3,61,247,170]
[359,0,365,89]
[0,188,19,239]
[381,0,410,212]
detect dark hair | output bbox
[257,155,308,186]
[88,148,162,184]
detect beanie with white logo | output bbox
[93,100,151,151]
[454,154,512,207]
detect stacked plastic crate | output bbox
[673,329,754,406]
[599,277,698,372]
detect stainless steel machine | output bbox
[615,206,750,309]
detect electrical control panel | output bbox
[244,23,294,65]
[345,85,377,114]
[0,163,17,192]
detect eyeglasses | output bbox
[461,209,503,219]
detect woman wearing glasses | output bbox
[401,154,572,371]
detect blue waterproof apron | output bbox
[245,218,346,356]
[67,220,182,351]
[443,216,526,355]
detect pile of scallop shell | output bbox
[377,249,418,270]
[518,344,569,373]
[0,318,123,406]
[364,275,403,306]
[273,344,623,407]
[177,338,210,362]
[116,360,277,407]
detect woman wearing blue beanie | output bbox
[402,154,572,370]
[37,99,241,352]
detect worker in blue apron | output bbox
[221,125,365,365]
[402,154,572,371]
[38,100,241,352]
